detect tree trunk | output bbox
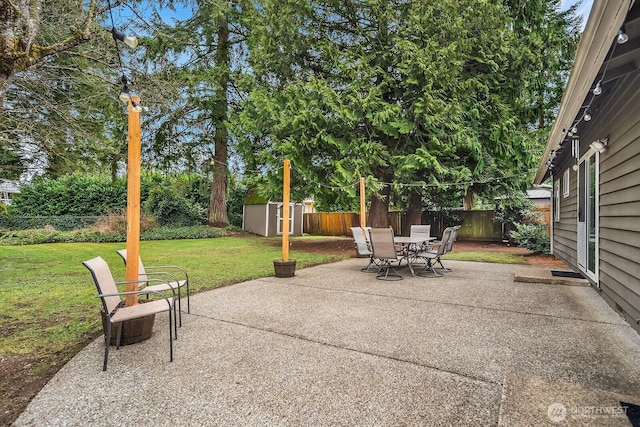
[368,167,390,228]
[401,190,422,236]
[463,188,475,211]
[207,14,230,228]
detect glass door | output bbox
[577,151,599,282]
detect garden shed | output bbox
[0,179,20,205]
[242,190,304,237]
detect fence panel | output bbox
[305,210,506,240]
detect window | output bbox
[563,169,570,198]
[554,180,560,222]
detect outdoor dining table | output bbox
[393,236,436,276]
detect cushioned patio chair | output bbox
[369,228,404,281]
[414,227,453,277]
[351,226,378,272]
[83,256,176,371]
[116,249,190,326]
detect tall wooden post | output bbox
[360,177,366,228]
[282,159,290,262]
[125,96,141,306]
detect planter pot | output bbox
[101,310,155,346]
[273,259,297,277]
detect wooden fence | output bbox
[303,212,401,236]
[303,208,551,241]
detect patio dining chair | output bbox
[436,225,460,272]
[351,226,378,272]
[414,227,453,277]
[83,256,176,371]
[369,228,404,281]
[410,224,432,251]
[116,249,190,327]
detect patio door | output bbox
[577,150,599,283]
[276,203,294,235]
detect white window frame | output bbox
[554,179,560,222]
[563,169,570,198]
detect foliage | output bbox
[238,0,580,223]
[0,215,102,231]
[143,184,207,227]
[9,174,127,216]
[511,223,551,254]
[0,225,226,246]
[494,193,542,240]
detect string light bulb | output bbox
[617,27,629,44]
[593,81,602,95]
[119,86,131,102]
[111,27,139,49]
[583,111,592,122]
[131,101,143,113]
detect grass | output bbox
[442,251,526,264]
[0,235,345,356]
[0,234,347,424]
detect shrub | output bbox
[10,174,126,216]
[511,223,550,254]
[92,210,158,234]
[143,184,206,227]
[0,225,227,245]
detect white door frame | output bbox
[577,148,599,284]
[276,202,295,235]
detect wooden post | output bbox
[282,159,290,262]
[360,177,366,228]
[125,96,141,306]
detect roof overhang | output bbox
[534,0,634,184]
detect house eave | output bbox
[534,0,634,184]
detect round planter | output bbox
[273,259,297,277]
[101,311,156,346]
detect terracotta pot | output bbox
[273,259,296,277]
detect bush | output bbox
[0,225,227,245]
[0,215,101,231]
[511,223,550,254]
[143,184,206,227]
[10,174,126,216]
[92,210,158,234]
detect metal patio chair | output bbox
[435,225,460,272]
[414,227,453,277]
[369,228,404,281]
[351,226,378,272]
[116,249,190,326]
[83,256,176,371]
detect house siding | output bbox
[597,73,640,332]
[550,71,640,333]
[552,164,578,269]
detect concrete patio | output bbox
[14,259,640,426]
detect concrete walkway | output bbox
[14,259,640,426]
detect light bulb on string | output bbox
[593,81,602,96]
[111,27,139,50]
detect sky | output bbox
[562,0,595,29]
